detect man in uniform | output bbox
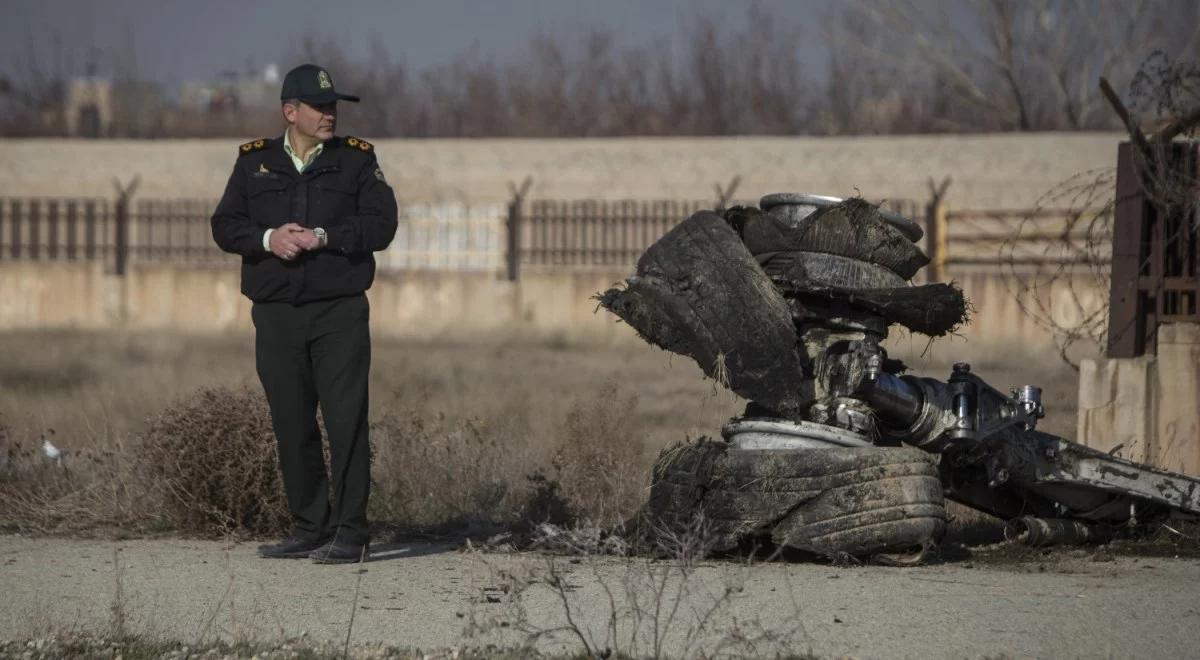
[210,64,397,564]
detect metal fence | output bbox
[0,193,1103,278]
[0,198,116,262]
[943,208,1112,267]
[516,197,924,271]
[379,202,506,271]
[0,198,511,272]
[522,199,707,267]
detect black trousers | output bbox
[251,293,372,545]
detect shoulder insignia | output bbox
[345,136,374,152]
[238,138,269,155]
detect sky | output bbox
[3,0,837,91]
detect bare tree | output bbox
[839,0,1200,132]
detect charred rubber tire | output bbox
[599,211,813,416]
[758,251,908,291]
[646,439,946,559]
[741,202,930,279]
[759,193,924,242]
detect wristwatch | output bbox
[313,227,328,248]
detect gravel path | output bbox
[2,535,1197,658]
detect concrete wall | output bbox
[1078,323,1200,475]
[1,134,1124,206]
[0,262,1104,353]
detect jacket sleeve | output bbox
[325,153,399,255]
[210,161,264,256]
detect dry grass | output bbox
[0,330,741,537]
[0,329,1084,538]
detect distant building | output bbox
[179,64,279,113]
[65,77,113,137]
[64,77,166,137]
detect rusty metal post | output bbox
[713,175,742,212]
[1108,142,1150,358]
[112,176,140,276]
[10,200,21,259]
[506,176,532,281]
[925,177,951,283]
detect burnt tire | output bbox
[758,250,908,290]
[645,439,946,559]
[599,211,813,416]
[741,200,930,279]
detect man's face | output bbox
[283,100,337,141]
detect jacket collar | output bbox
[303,136,343,174]
[259,136,342,177]
[260,137,296,175]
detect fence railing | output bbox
[379,203,506,271]
[942,208,1113,267]
[515,197,925,272]
[0,198,116,262]
[0,193,1108,279]
[523,199,707,267]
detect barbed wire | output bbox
[999,169,1116,368]
[1001,53,1200,368]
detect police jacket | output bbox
[210,135,398,304]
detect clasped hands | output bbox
[270,223,322,261]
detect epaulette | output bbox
[344,136,374,152]
[238,138,269,155]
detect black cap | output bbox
[280,64,360,104]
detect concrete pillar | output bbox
[1078,322,1200,475]
[1154,323,1200,475]
[1077,354,1154,462]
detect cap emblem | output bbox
[318,70,332,89]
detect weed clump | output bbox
[138,387,289,536]
[370,411,513,527]
[551,384,647,527]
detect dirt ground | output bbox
[1,134,1123,208]
[0,331,1130,657]
[1,535,1198,659]
[0,330,1083,456]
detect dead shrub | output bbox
[550,384,648,527]
[369,410,533,528]
[137,387,289,537]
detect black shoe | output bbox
[309,539,369,564]
[257,535,332,559]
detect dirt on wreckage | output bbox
[595,193,1199,565]
[599,195,973,562]
[597,210,815,418]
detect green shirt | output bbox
[283,127,323,173]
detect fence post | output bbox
[506,176,532,281]
[112,176,140,276]
[714,175,742,212]
[925,177,951,283]
[9,200,21,259]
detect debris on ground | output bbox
[600,193,1200,563]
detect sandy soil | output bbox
[0,133,1123,208]
[2,535,1197,658]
